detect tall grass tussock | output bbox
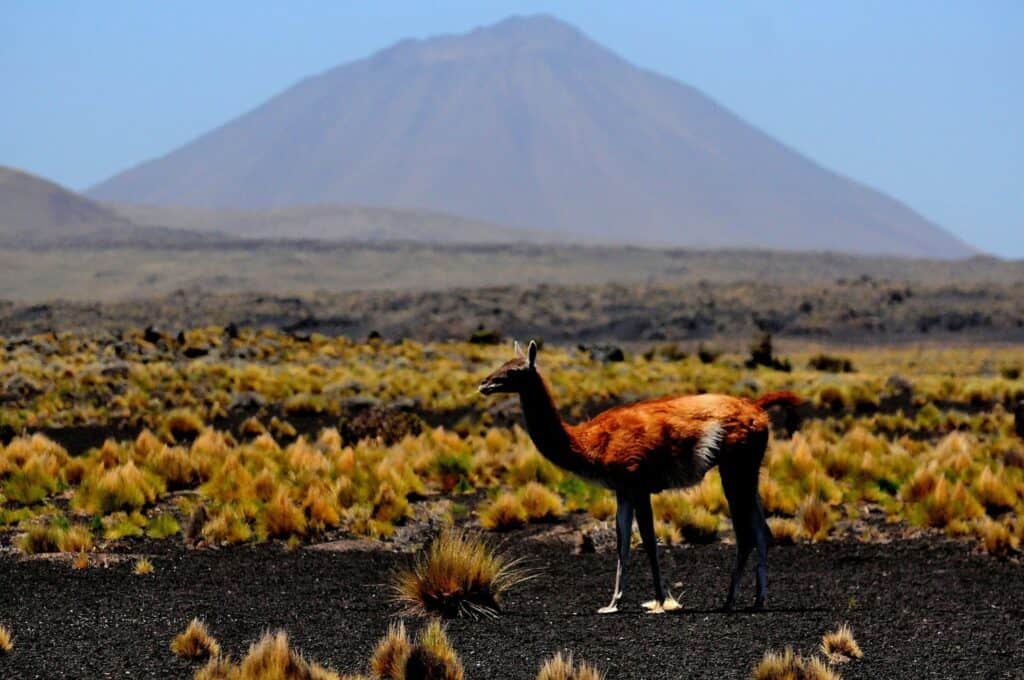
[171,618,221,660]
[393,529,529,619]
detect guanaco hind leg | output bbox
[598,492,634,614]
[721,456,769,611]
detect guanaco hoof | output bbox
[597,604,619,614]
[643,597,681,613]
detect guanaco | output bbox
[478,340,798,613]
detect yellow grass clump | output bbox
[262,490,307,538]
[973,466,1017,514]
[406,620,465,680]
[192,630,340,680]
[766,517,803,545]
[163,408,205,438]
[820,623,863,663]
[976,517,1020,556]
[370,622,412,679]
[478,493,528,531]
[519,482,565,521]
[393,529,528,619]
[369,620,463,680]
[146,512,182,539]
[535,652,604,680]
[134,557,154,575]
[17,520,94,554]
[0,624,12,654]
[202,506,253,546]
[75,460,164,514]
[194,654,236,680]
[170,618,221,660]
[797,497,833,542]
[751,647,841,680]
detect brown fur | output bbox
[479,341,790,610]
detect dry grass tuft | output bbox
[17,520,94,554]
[75,460,164,514]
[478,493,528,531]
[976,517,1020,556]
[973,466,1016,514]
[0,624,12,654]
[234,630,338,680]
[798,497,833,542]
[752,647,841,680]
[535,651,604,680]
[194,654,236,680]
[820,623,863,663]
[406,619,464,680]
[170,618,221,660]
[164,408,205,438]
[369,620,463,680]
[134,557,154,575]
[72,551,90,570]
[393,529,529,619]
[263,490,307,538]
[766,517,803,545]
[370,622,412,679]
[519,482,565,521]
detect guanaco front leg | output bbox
[598,492,633,614]
[636,492,681,614]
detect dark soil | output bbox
[1,534,1021,679]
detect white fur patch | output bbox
[694,421,724,469]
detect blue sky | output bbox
[2,2,1021,257]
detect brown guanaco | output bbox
[478,340,798,612]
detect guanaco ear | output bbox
[527,340,538,369]
[514,340,524,358]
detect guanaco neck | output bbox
[517,372,593,478]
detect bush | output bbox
[478,493,528,531]
[519,482,564,522]
[220,630,337,680]
[745,333,791,372]
[535,652,603,680]
[808,354,855,373]
[371,620,464,680]
[170,618,221,660]
[392,529,528,619]
[820,623,863,663]
[752,647,840,680]
[17,520,93,554]
[0,624,13,654]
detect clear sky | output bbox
[2,1,1021,257]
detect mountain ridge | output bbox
[87,14,974,258]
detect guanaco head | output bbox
[478,340,539,395]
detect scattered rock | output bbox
[2,375,42,401]
[340,395,382,411]
[143,326,163,344]
[229,391,267,412]
[100,362,132,379]
[578,344,625,362]
[469,326,502,345]
[573,531,596,555]
[182,346,209,359]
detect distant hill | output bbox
[89,15,975,258]
[0,164,564,247]
[109,202,567,244]
[0,165,218,247]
